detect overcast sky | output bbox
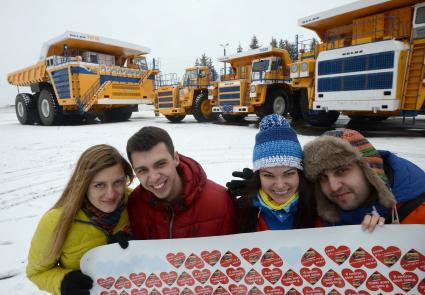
[0,0,354,106]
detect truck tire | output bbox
[15,93,39,125]
[38,88,63,126]
[192,93,218,122]
[256,88,289,118]
[299,89,339,127]
[165,115,185,123]
[98,108,133,123]
[222,113,247,123]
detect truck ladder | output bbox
[401,40,425,110]
[77,78,110,113]
[139,69,157,86]
[82,81,112,112]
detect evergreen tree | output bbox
[249,35,260,49]
[270,37,278,48]
[237,42,243,53]
[278,39,297,61]
[194,53,217,81]
[194,58,200,66]
[309,37,319,52]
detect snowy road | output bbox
[0,106,424,294]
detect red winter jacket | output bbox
[128,153,237,239]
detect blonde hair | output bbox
[48,144,134,260]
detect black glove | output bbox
[60,270,93,295]
[108,230,134,249]
[226,168,254,197]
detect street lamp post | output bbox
[220,43,229,77]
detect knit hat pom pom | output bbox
[259,114,290,132]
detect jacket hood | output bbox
[303,136,396,223]
[379,150,425,203]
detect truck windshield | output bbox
[135,57,148,70]
[252,60,270,72]
[416,6,425,24]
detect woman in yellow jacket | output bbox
[26,144,134,295]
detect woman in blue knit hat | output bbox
[228,114,317,232]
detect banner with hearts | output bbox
[81,225,425,294]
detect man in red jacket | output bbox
[126,126,236,239]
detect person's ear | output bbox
[174,152,180,166]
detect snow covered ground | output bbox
[0,105,424,294]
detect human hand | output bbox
[225,168,254,197]
[108,230,134,249]
[361,209,385,232]
[60,270,93,295]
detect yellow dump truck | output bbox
[212,46,297,122]
[291,0,425,126]
[7,31,158,125]
[155,66,218,122]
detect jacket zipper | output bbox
[168,206,175,239]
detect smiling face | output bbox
[87,163,126,213]
[319,161,372,210]
[131,142,183,203]
[259,166,300,204]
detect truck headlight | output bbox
[250,85,256,93]
[290,64,298,73]
[301,62,308,72]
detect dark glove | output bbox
[60,270,93,295]
[226,168,254,197]
[108,230,134,249]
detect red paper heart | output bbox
[185,253,205,269]
[193,269,211,284]
[146,273,163,288]
[301,248,325,267]
[343,290,370,295]
[114,276,132,289]
[98,277,115,289]
[261,268,282,285]
[341,269,367,288]
[177,272,195,287]
[326,289,341,295]
[389,270,418,292]
[166,252,186,268]
[213,286,230,295]
[300,268,322,286]
[260,249,283,267]
[263,286,284,295]
[400,249,425,271]
[181,287,195,295]
[418,278,425,295]
[349,248,377,269]
[302,286,325,295]
[101,291,118,295]
[162,287,180,295]
[229,284,247,295]
[130,273,147,287]
[160,271,178,286]
[220,251,241,267]
[371,246,401,267]
[244,269,264,285]
[131,289,148,295]
[284,288,301,295]
[226,267,246,283]
[201,250,221,267]
[365,271,393,292]
[195,286,213,295]
[280,269,303,286]
[210,270,229,285]
[247,287,263,295]
[240,248,262,265]
[321,269,345,288]
[325,245,350,265]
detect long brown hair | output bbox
[48,144,134,260]
[234,170,317,232]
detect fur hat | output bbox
[253,114,303,171]
[303,128,395,222]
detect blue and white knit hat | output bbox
[253,114,303,171]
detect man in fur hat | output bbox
[303,128,425,227]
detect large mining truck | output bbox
[155,66,218,122]
[290,0,425,126]
[7,31,159,125]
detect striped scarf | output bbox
[82,198,125,234]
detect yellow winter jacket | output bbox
[26,190,131,295]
